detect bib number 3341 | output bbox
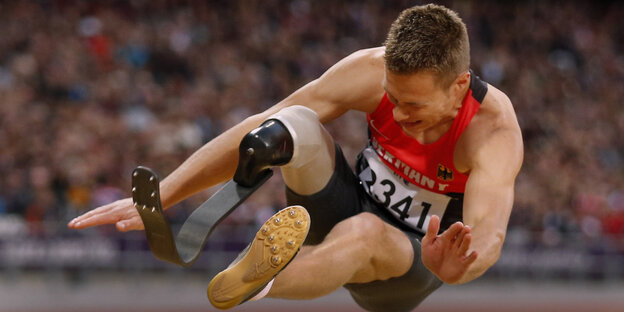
[359,149,451,233]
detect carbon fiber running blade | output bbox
[131,166,272,267]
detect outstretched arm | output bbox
[422,125,523,284]
[68,48,385,232]
[66,112,273,231]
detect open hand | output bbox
[421,215,478,284]
[67,197,144,232]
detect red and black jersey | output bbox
[356,71,488,234]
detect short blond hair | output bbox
[384,4,470,87]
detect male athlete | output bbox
[69,4,523,311]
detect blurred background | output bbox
[1,0,623,311]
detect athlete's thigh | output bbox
[285,144,362,245]
[326,212,414,283]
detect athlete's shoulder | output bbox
[457,82,523,172]
[328,47,385,78]
[315,47,386,113]
[479,84,519,133]
[348,46,386,63]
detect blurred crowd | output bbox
[0,0,623,258]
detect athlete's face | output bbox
[382,70,468,138]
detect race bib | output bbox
[358,147,452,234]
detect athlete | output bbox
[68,4,523,312]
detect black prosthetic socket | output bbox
[233,119,294,187]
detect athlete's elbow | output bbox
[458,231,505,284]
[486,230,505,266]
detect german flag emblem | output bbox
[437,164,454,181]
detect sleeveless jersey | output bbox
[356,71,488,234]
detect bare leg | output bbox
[268,212,415,299]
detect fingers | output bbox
[423,217,476,263]
[69,210,118,229]
[67,207,103,227]
[452,223,470,245]
[68,204,115,229]
[457,232,472,255]
[463,250,478,265]
[67,198,136,230]
[116,215,145,232]
[423,215,441,245]
[440,221,464,242]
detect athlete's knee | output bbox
[234,105,328,186]
[348,212,388,239]
[267,105,328,168]
[333,213,388,255]
[333,213,412,280]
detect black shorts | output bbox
[285,144,443,312]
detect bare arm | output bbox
[456,127,523,283]
[68,48,385,231]
[422,116,523,284]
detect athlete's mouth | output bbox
[399,120,423,128]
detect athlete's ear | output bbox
[451,71,470,97]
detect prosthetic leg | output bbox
[132,106,321,309]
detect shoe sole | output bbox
[207,205,310,310]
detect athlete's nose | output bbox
[392,105,410,122]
